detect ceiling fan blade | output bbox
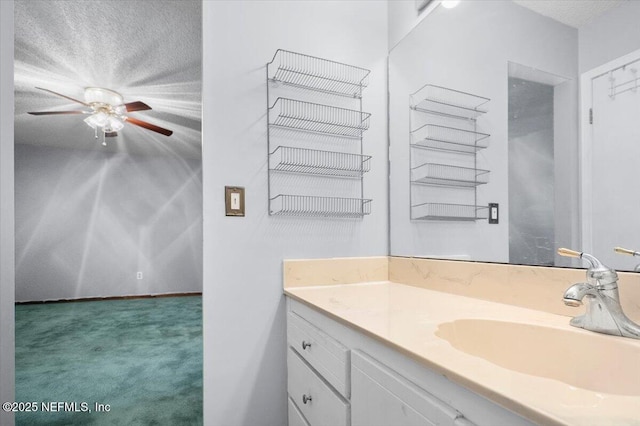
[28,110,86,115]
[35,87,89,107]
[126,116,173,136]
[124,101,152,112]
[105,132,118,138]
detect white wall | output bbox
[0,1,15,424]
[579,0,640,73]
[202,1,388,425]
[389,1,578,262]
[14,144,202,302]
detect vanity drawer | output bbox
[287,311,350,397]
[288,396,311,426]
[288,347,350,426]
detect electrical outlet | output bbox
[137,272,143,280]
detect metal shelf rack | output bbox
[270,194,372,218]
[411,84,489,120]
[409,83,490,221]
[269,146,371,178]
[267,49,370,98]
[411,163,489,187]
[411,203,489,221]
[269,98,371,138]
[267,50,372,218]
[411,124,489,153]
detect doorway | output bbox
[13,1,203,424]
[508,62,570,266]
[581,48,640,270]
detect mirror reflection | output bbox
[389,0,640,271]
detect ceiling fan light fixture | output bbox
[82,88,127,135]
[29,86,174,138]
[84,87,124,106]
[107,115,125,132]
[114,104,127,115]
[84,111,109,129]
[441,0,460,9]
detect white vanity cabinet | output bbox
[287,396,310,426]
[285,297,534,426]
[287,347,349,426]
[286,308,351,426]
[351,350,474,426]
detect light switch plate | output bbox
[488,203,499,224]
[225,186,245,217]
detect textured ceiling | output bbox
[513,0,624,28]
[14,0,202,158]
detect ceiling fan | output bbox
[28,87,173,144]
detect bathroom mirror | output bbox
[389,0,640,272]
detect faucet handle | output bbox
[557,248,611,274]
[558,247,582,258]
[614,246,640,257]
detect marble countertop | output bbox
[285,281,640,426]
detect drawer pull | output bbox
[301,340,312,350]
[302,394,312,404]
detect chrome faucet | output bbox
[614,246,640,272]
[558,248,640,339]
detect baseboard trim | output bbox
[16,292,202,305]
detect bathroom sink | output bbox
[435,319,640,395]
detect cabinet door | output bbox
[351,350,470,426]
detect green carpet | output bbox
[15,296,203,425]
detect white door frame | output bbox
[580,48,640,254]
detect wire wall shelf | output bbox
[411,124,489,153]
[267,49,370,98]
[270,194,372,218]
[411,84,489,120]
[411,203,489,221]
[269,146,371,178]
[408,83,491,222]
[269,98,371,138]
[411,163,489,187]
[267,49,372,219]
